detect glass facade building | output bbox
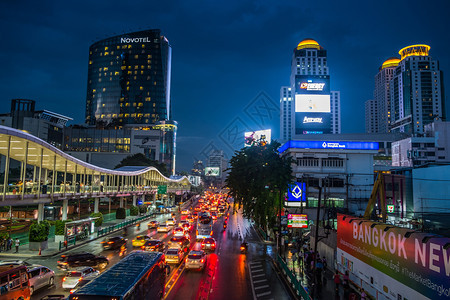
[85,29,172,127]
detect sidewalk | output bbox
[0,214,146,259]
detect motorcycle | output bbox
[240,242,248,254]
[136,222,141,230]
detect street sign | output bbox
[387,205,395,213]
[287,214,308,228]
[157,185,167,194]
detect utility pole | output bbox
[313,179,322,293]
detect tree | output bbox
[115,153,168,176]
[226,141,293,231]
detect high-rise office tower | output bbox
[390,44,445,134]
[371,58,400,133]
[85,29,172,127]
[365,99,378,133]
[280,39,340,141]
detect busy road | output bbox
[3,192,291,300]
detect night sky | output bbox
[1,0,449,172]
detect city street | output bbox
[3,201,293,300]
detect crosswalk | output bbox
[249,260,274,300]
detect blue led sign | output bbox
[287,182,306,202]
[278,140,380,153]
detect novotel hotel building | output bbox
[85,29,172,127]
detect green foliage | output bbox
[225,141,293,231]
[138,205,147,214]
[130,206,139,216]
[29,220,51,242]
[114,153,168,177]
[0,206,10,213]
[116,207,126,219]
[90,212,103,227]
[0,232,9,240]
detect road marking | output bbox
[251,269,264,274]
[256,291,272,297]
[254,284,269,290]
[253,273,265,278]
[253,279,267,284]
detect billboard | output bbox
[205,167,220,177]
[295,112,331,134]
[244,129,271,147]
[278,140,380,154]
[287,214,308,228]
[337,214,450,299]
[295,94,331,113]
[295,76,330,94]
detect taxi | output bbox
[132,235,151,247]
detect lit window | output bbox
[147,55,152,58]
[134,55,138,59]
[105,52,109,56]
[128,45,132,49]
[142,44,145,48]
[138,103,143,107]
[89,60,92,65]
[140,86,143,90]
[145,97,151,101]
[117,46,120,49]
[121,66,126,70]
[131,113,136,117]
[141,65,144,69]
[103,88,106,92]
[127,87,130,91]
[115,71,119,75]
[103,67,108,71]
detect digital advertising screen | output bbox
[205,167,220,177]
[244,129,272,147]
[295,94,331,113]
[295,76,330,94]
[295,112,331,134]
[287,214,308,228]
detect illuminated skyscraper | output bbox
[85,29,172,127]
[280,39,340,142]
[390,44,445,134]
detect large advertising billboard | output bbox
[295,112,331,134]
[244,129,271,147]
[295,94,331,113]
[205,167,220,177]
[295,76,330,94]
[337,214,450,299]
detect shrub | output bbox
[130,205,139,216]
[29,220,51,242]
[55,219,73,235]
[116,207,126,219]
[138,205,147,214]
[90,212,103,227]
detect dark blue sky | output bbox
[1,0,449,172]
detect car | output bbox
[142,239,165,252]
[62,267,99,289]
[168,236,190,251]
[57,253,109,270]
[185,250,207,271]
[186,216,195,224]
[173,227,186,237]
[147,220,160,229]
[165,248,184,265]
[69,278,93,295]
[101,236,127,250]
[166,218,175,226]
[157,224,171,233]
[132,235,151,247]
[27,265,55,295]
[181,209,190,215]
[0,260,33,266]
[211,212,218,220]
[201,238,216,251]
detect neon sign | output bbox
[279,140,380,153]
[303,116,323,123]
[300,82,325,91]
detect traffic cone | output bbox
[38,247,41,256]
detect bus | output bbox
[0,264,31,300]
[196,213,213,240]
[69,251,166,300]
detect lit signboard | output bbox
[337,214,450,300]
[295,76,330,94]
[278,140,380,153]
[387,205,395,213]
[287,214,308,228]
[295,94,331,113]
[300,82,325,91]
[244,129,272,147]
[295,112,331,135]
[287,182,306,202]
[205,167,220,177]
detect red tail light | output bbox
[63,277,66,282]
[240,246,245,250]
[141,246,145,249]
[200,259,205,263]
[108,241,114,244]
[185,258,188,263]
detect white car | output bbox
[165,248,184,265]
[62,267,99,289]
[157,224,171,233]
[166,218,175,226]
[185,250,207,271]
[27,265,55,295]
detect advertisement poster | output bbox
[337,214,450,299]
[295,94,331,113]
[205,167,220,177]
[287,214,308,228]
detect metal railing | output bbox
[276,254,312,300]
[97,213,154,237]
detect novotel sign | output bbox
[121,37,151,43]
[278,140,379,153]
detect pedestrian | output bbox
[361,288,367,300]
[7,237,12,251]
[322,256,327,270]
[343,270,349,288]
[333,271,341,294]
[15,238,20,253]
